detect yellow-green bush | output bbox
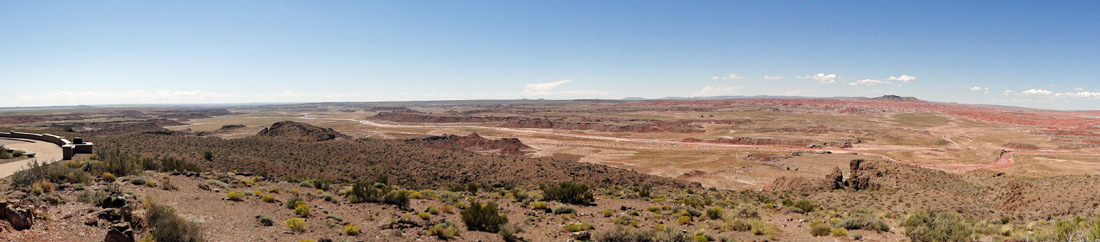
[344,223,361,235]
[677,215,692,225]
[227,191,245,201]
[102,172,117,182]
[831,228,848,237]
[261,194,276,203]
[530,202,547,210]
[419,211,431,220]
[286,218,306,233]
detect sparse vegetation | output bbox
[286,218,306,233]
[541,182,595,205]
[145,197,205,242]
[460,201,509,232]
[902,209,971,242]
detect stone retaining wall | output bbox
[0,131,93,160]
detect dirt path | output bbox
[0,138,64,178]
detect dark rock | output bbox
[198,184,211,191]
[100,196,127,208]
[103,222,134,242]
[825,167,845,190]
[98,209,123,222]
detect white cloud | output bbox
[764,76,786,80]
[849,79,890,86]
[521,80,571,95]
[886,75,916,83]
[1004,90,1014,95]
[692,86,742,96]
[712,74,744,80]
[1003,88,1100,100]
[970,86,990,92]
[1077,88,1085,91]
[797,73,838,84]
[1020,89,1054,96]
[518,80,609,97]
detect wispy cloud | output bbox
[712,74,744,80]
[519,80,608,96]
[849,79,890,86]
[1006,88,1100,100]
[692,86,742,96]
[885,75,916,83]
[764,76,785,80]
[797,73,838,84]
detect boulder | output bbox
[103,222,134,242]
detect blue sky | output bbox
[2,1,1099,110]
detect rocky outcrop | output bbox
[0,199,38,231]
[404,133,534,156]
[257,121,351,142]
[825,167,845,190]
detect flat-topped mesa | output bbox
[404,132,534,156]
[256,121,351,142]
[871,95,921,102]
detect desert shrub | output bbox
[284,195,304,209]
[102,172,117,182]
[902,209,971,242]
[553,205,577,215]
[429,220,460,240]
[809,221,831,236]
[603,209,615,217]
[595,228,655,242]
[299,180,313,188]
[427,205,440,215]
[730,204,759,219]
[541,182,594,205]
[419,211,431,220]
[436,190,463,204]
[512,189,531,203]
[131,177,147,185]
[317,193,336,202]
[207,179,229,189]
[563,222,594,232]
[345,181,389,204]
[145,198,205,242]
[831,228,848,237]
[646,206,661,213]
[0,145,8,159]
[383,189,411,208]
[694,235,707,242]
[77,190,109,205]
[202,151,213,161]
[655,229,693,242]
[254,193,274,203]
[159,157,201,173]
[499,223,523,242]
[677,215,692,225]
[257,214,274,226]
[325,214,343,222]
[614,214,633,225]
[294,202,310,217]
[161,178,177,190]
[706,207,724,220]
[344,223,361,235]
[836,215,891,232]
[286,218,306,233]
[31,180,55,195]
[441,205,456,214]
[11,160,91,188]
[461,201,509,232]
[791,199,818,214]
[227,191,245,201]
[311,179,330,191]
[530,202,548,210]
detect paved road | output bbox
[0,138,63,178]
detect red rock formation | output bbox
[257,121,351,142]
